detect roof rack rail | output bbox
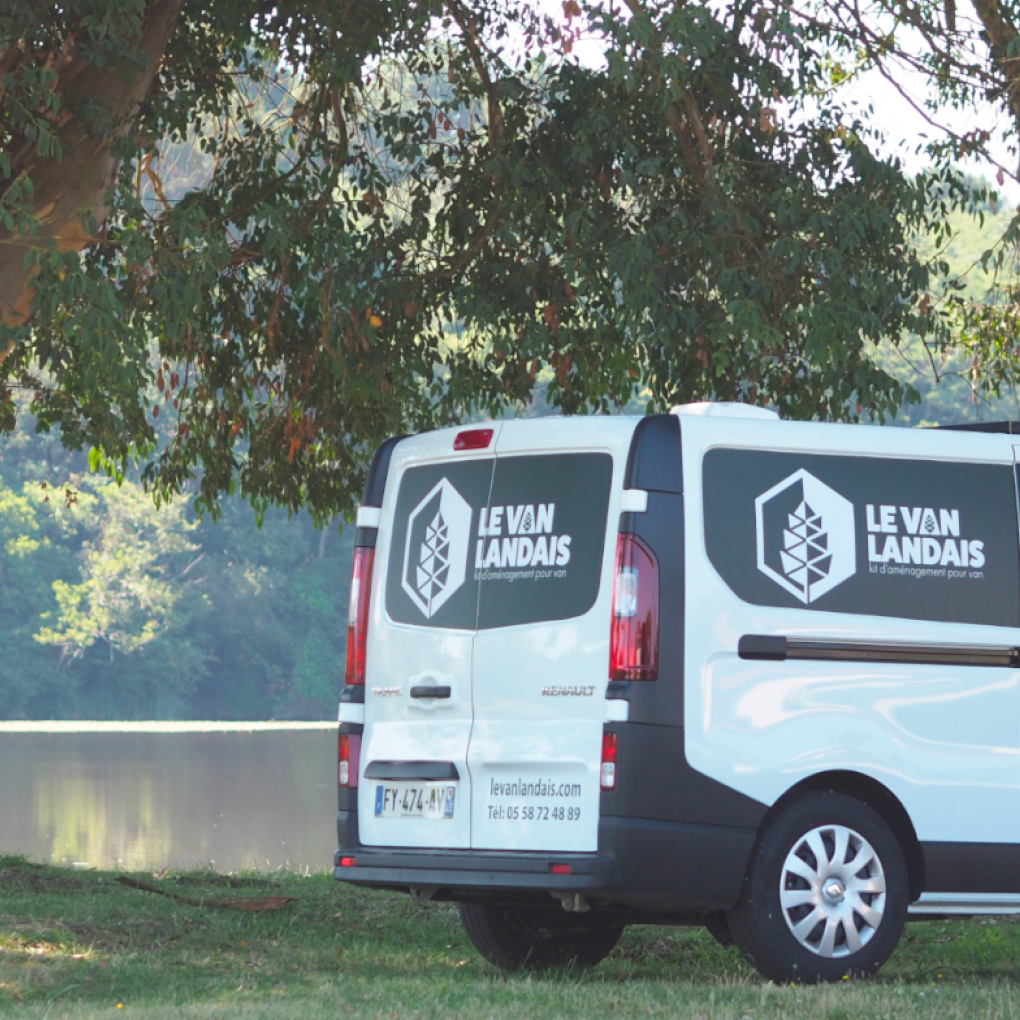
[936,421,1020,435]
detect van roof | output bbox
[363,412,1020,506]
[936,421,1020,435]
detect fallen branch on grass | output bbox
[115,876,298,912]
[169,874,275,889]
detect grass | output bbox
[4,856,1020,1019]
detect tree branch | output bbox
[971,0,1020,136]
[446,1,504,153]
[0,0,184,327]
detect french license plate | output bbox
[374,783,456,819]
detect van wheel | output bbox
[458,901,623,971]
[727,792,907,984]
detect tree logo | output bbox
[402,478,473,618]
[755,470,856,604]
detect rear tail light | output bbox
[340,856,357,867]
[600,732,618,791]
[338,732,361,788]
[609,533,659,680]
[344,546,375,686]
[550,863,572,875]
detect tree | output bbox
[34,479,202,656]
[801,0,1020,173]
[0,424,356,720]
[1,1,961,516]
[794,0,1020,406]
[0,478,70,714]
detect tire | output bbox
[458,901,624,971]
[727,791,908,984]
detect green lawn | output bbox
[3,855,1020,1019]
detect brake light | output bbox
[344,546,375,686]
[340,856,357,867]
[600,732,618,791]
[609,533,659,680]
[453,428,493,450]
[338,732,361,788]
[551,863,572,875]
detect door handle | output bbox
[410,685,451,699]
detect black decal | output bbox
[477,453,612,628]
[385,460,493,629]
[703,449,1020,627]
[386,452,612,630]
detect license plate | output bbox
[374,783,456,819]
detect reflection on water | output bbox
[0,725,338,871]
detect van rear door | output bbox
[468,418,635,852]
[357,427,499,850]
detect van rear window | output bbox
[703,448,1020,627]
[385,453,612,630]
[477,453,612,629]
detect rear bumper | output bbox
[334,846,609,891]
[335,814,756,912]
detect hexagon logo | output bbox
[755,469,856,604]
[401,477,473,618]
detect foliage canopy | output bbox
[0,421,352,720]
[796,0,1020,406]
[0,204,1012,722]
[0,0,976,514]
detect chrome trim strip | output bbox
[738,635,1020,669]
[909,892,1020,915]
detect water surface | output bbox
[0,723,337,871]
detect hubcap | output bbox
[779,823,886,958]
[823,880,845,903]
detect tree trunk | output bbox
[967,1,1020,149]
[0,0,183,328]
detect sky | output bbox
[552,0,1020,205]
[845,65,1020,205]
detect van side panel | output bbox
[923,842,1020,893]
[623,414,684,494]
[363,435,406,506]
[616,414,687,729]
[682,418,1020,865]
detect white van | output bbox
[334,404,1020,983]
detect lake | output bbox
[0,722,338,872]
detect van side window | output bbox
[703,449,1020,627]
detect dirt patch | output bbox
[0,868,87,893]
[612,937,685,964]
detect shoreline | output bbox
[0,720,336,733]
